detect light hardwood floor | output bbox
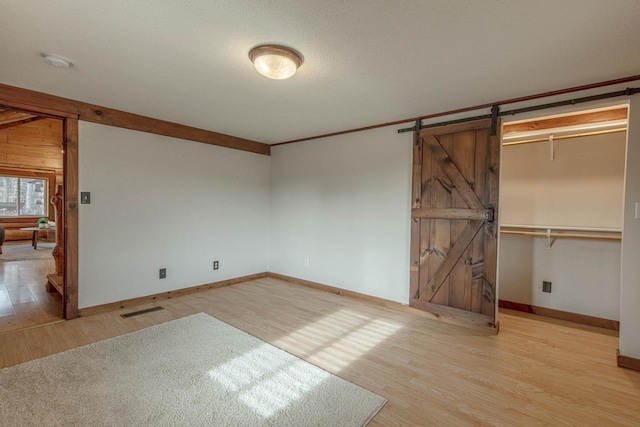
[1,277,638,426]
[0,257,61,335]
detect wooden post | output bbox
[63,118,79,319]
[51,185,64,275]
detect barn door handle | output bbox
[486,206,495,223]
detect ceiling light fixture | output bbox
[43,54,72,69]
[248,44,303,80]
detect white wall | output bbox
[78,122,270,308]
[501,132,626,227]
[269,126,412,304]
[497,234,533,303]
[499,131,625,320]
[499,235,621,320]
[620,97,640,358]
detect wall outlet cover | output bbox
[542,281,552,293]
[213,261,219,270]
[159,268,166,279]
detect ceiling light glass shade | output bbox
[254,54,297,79]
[43,54,71,68]
[249,45,303,80]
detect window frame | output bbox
[0,168,55,220]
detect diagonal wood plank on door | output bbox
[449,129,477,310]
[420,219,484,302]
[423,135,485,210]
[427,134,453,306]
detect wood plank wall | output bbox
[0,118,63,241]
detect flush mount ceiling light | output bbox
[248,44,303,80]
[43,54,71,68]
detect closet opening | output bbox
[497,105,628,332]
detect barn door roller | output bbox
[490,105,499,136]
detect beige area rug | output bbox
[0,313,386,426]
[0,242,54,262]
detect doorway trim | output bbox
[0,100,79,320]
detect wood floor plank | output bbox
[0,256,61,335]
[0,277,638,426]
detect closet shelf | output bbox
[500,224,621,233]
[500,224,622,247]
[502,127,626,147]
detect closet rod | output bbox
[502,128,627,146]
[500,230,621,241]
[500,224,621,232]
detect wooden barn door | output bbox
[409,118,500,331]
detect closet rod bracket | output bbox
[546,228,553,249]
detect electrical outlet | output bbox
[304,258,310,268]
[213,261,219,270]
[542,281,552,293]
[159,268,166,279]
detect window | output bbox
[0,176,47,217]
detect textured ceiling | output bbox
[1,1,639,144]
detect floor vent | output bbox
[120,306,164,318]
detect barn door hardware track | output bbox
[398,87,640,134]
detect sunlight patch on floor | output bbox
[208,344,285,392]
[274,308,402,371]
[238,359,330,418]
[208,344,330,419]
[207,308,400,418]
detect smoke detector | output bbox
[43,54,71,68]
